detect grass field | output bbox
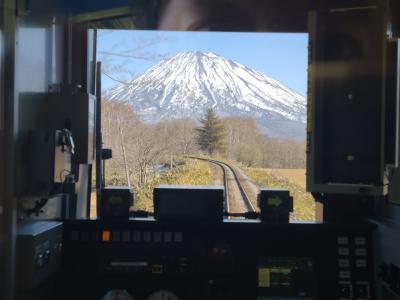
[244,168,315,221]
[267,168,306,189]
[134,158,213,212]
[90,158,213,217]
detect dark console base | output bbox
[59,219,376,300]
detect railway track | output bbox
[190,157,257,215]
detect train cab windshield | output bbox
[94,29,312,221]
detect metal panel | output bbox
[396,40,400,168]
[16,26,52,92]
[1,5,66,297]
[0,1,17,299]
[307,8,388,196]
[75,165,89,218]
[15,17,65,93]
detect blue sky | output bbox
[97,30,308,96]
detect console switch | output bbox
[338,281,352,299]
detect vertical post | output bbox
[95,61,102,208]
[86,164,93,218]
[315,202,324,222]
[396,39,400,168]
[0,0,17,299]
[306,11,317,193]
[102,158,106,187]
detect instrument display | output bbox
[258,257,316,299]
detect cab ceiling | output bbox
[23,0,387,32]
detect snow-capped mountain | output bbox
[105,51,306,140]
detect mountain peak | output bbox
[105,51,306,140]
[171,51,219,57]
[165,51,236,65]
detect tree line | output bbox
[102,99,306,188]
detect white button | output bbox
[164,232,172,242]
[355,237,366,245]
[174,232,182,242]
[339,259,350,267]
[339,248,350,256]
[355,248,366,256]
[154,232,162,242]
[122,231,130,242]
[143,231,151,242]
[356,259,367,268]
[111,231,120,241]
[339,270,351,279]
[133,231,141,242]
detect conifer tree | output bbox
[196,108,225,155]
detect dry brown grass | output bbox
[134,158,213,212]
[90,191,97,218]
[91,159,213,217]
[267,168,306,189]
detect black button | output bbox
[91,231,100,241]
[112,231,121,242]
[122,231,130,242]
[70,231,79,241]
[81,231,89,241]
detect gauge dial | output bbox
[101,289,134,300]
[147,290,179,300]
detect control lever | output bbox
[58,129,75,154]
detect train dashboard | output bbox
[51,219,377,300]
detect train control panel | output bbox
[60,219,376,300]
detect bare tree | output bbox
[132,122,167,186]
[221,116,306,168]
[222,117,262,166]
[157,118,198,157]
[102,99,140,187]
[260,137,306,168]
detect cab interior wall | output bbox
[2,1,400,299]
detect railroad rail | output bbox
[189,157,257,214]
